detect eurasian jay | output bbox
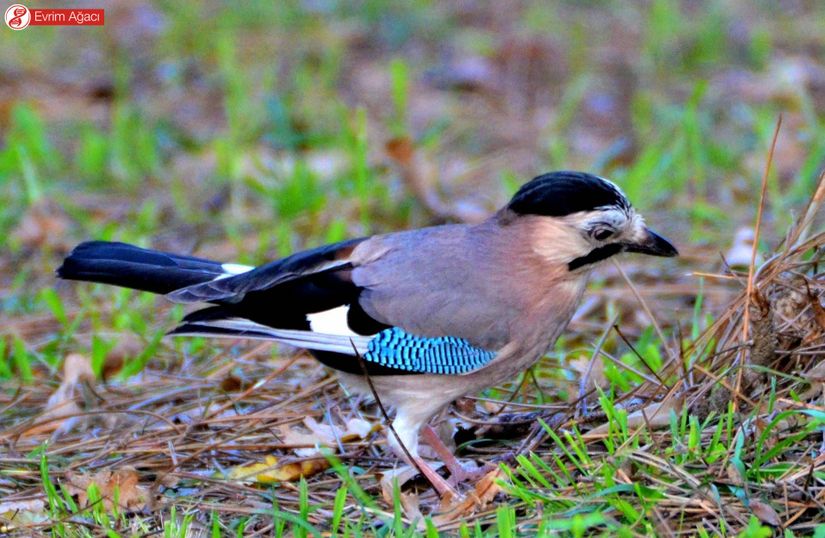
[57,171,677,495]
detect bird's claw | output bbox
[444,460,498,487]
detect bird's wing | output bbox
[170,319,495,375]
[359,326,496,374]
[166,238,366,303]
[168,318,373,355]
[168,228,501,375]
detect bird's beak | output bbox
[624,228,678,257]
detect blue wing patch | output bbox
[363,327,495,374]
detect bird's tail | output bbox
[56,241,251,296]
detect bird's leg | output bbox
[421,425,496,484]
[410,455,459,498]
[384,412,459,498]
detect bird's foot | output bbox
[445,460,498,487]
[421,424,497,488]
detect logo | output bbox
[4,5,104,29]
[5,4,31,30]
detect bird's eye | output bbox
[592,228,614,241]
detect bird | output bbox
[57,170,677,496]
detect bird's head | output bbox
[501,171,678,271]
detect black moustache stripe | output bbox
[568,243,623,271]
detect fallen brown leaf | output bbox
[0,499,46,513]
[103,333,143,379]
[63,467,149,511]
[568,353,609,396]
[304,416,374,443]
[22,353,95,437]
[378,462,446,505]
[750,499,782,527]
[0,499,48,532]
[220,373,245,392]
[433,469,505,523]
[277,416,377,457]
[726,462,746,487]
[807,360,825,383]
[385,137,487,224]
[808,288,825,332]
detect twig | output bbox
[612,324,669,388]
[577,314,617,417]
[787,169,825,248]
[492,371,531,416]
[738,114,782,410]
[612,259,672,360]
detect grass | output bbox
[1,1,825,536]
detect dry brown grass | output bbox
[1,172,822,536]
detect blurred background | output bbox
[4,0,825,349]
[1,0,824,532]
[2,1,823,261]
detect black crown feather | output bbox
[507,171,629,217]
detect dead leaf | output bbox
[220,373,245,392]
[22,353,95,437]
[568,353,609,396]
[57,353,94,386]
[433,469,504,523]
[379,462,445,505]
[0,499,48,532]
[385,137,414,166]
[385,137,486,224]
[377,477,425,523]
[277,425,328,458]
[277,416,377,457]
[0,499,46,513]
[589,396,684,436]
[807,360,825,383]
[63,467,148,511]
[807,289,825,332]
[790,362,825,403]
[398,492,423,523]
[304,416,374,443]
[226,455,329,484]
[453,397,476,415]
[103,334,143,379]
[751,416,778,453]
[750,499,782,527]
[726,462,745,487]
